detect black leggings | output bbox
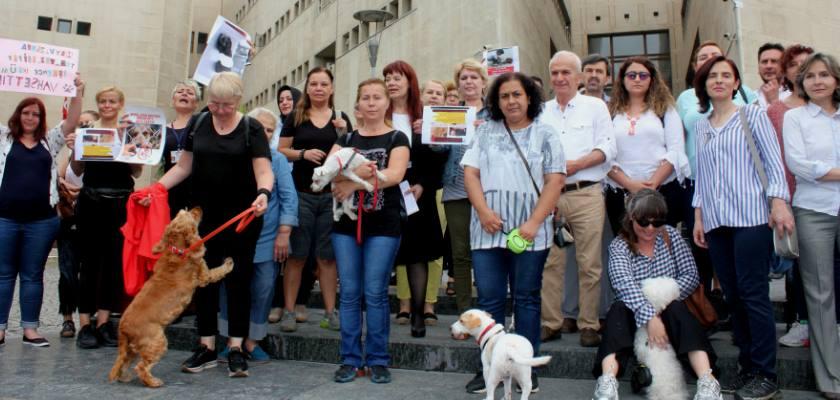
[406,262,428,330]
[593,301,717,378]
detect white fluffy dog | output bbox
[634,277,689,400]
[451,309,552,400]
[310,147,387,221]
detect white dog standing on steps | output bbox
[635,277,690,400]
[310,147,387,221]
[451,309,551,400]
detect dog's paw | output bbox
[143,377,163,388]
[118,372,134,383]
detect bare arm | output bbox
[566,149,606,176]
[63,76,85,136]
[278,137,299,160]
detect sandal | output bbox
[423,312,438,326]
[445,281,456,296]
[395,311,410,325]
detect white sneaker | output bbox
[694,372,723,400]
[779,322,809,347]
[593,374,619,400]
[294,304,309,322]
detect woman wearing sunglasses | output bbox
[605,57,690,236]
[592,189,721,400]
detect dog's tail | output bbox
[510,354,552,367]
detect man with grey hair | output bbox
[539,50,615,347]
[580,54,611,103]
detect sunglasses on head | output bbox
[635,218,666,228]
[625,72,651,81]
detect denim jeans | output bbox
[0,216,60,330]
[332,233,400,368]
[473,247,549,355]
[219,260,279,341]
[706,225,777,379]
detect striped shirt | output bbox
[691,104,790,232]
[608,225,700,327]
[441,107,491,202]
[461,119,566,251]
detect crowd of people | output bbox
[0,38,838,400]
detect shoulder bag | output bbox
[661,228,718,328]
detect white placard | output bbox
[192,16,251,85]
[399,181,419,216]
[74,106,166,165]
[420,106,477,146]
[482,46,520,77]
[0,38,79,97]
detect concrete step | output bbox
[164,311,816,391]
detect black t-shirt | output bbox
[333,130,410,238]
[185,113,271,229]
[280,111,352,192]
[0,141,55,221]
[82,161,134,190]
[163,123,192,217]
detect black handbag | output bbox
[631,362,652,394]
[502,122,573,248]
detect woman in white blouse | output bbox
[782,52,840,400]
[605,57,690,235]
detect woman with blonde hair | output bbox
[163,79,201,217]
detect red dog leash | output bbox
[172,206,257,258]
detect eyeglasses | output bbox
[635,218,666,228]
[208,101,237,111]
[625,72,651,81]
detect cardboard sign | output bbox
[74,106,167,165]
[192,16,251,85]
[421,106,477,146]
[0,38,79,96]
[482,46,520,77]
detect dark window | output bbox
[197,32,208,54]
[76,21,91,36]
[37,16,52,31]
[588,31,673,88]
[57,19,72,34]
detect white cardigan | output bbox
[0,122,67,207]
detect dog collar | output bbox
[477,323,505,351]
[170,245,187,256]
[335,150,358,172]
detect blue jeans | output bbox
[219,260,279,341]
[332,233,400,368]
[0,216,60,330]
[472,248,549,355]
[706,225,777,379]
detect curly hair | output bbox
[485,72,543,122]
[608,57,674,118]
[781,44,814,91]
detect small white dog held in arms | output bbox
[635,277,689,400]
[451,309,551,400]
[310,147,387,221]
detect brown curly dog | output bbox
[108,208,233,388]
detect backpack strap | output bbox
[189,111,210,141]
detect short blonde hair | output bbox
[444,80,457,92]
[453,58,488,84]
[421,79,446,93]
[171,79,202,100]
[207,72,243,100]
[95,86,125,103]
[247,107,277,127]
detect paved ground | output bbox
[0,337,822,400]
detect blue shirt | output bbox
[691,105,790,232]
[608,225,700,327]
[254,149,299,263]
[676,85,758,177]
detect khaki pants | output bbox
[541,184,605,331]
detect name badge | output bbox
[171,150,182,164]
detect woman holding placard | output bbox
[0,76,84,348]
[71,86,144,350]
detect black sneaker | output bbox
[61,320,76,338]
[735,375,780,400]
[515,371,539,393]
[334,364,359,383]
[95,321,118,347]
[227,347,249,377]
[722,371,754,394]
[369,365,391,384]
[22,336,50,347]
[76,324,100,349]
[181,345,217,373]
[465,370,486,394]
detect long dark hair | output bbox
[383,60,422,122]
[8,97,47,141]
[619,189,668,254]
[608,57,674,118]
[294,67,335,127]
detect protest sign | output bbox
[193,16,251,85]
[421,106,476,146]
[0,38,79,97]
[74,106,167,165]
[482,46,520,77]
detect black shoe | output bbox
[181,345,217,373]
[465,370,486,394]
[721,371,754,394]
[369,365,391,384]
[61,320,76,338]
[95,321,118,347]
[22,336,50,347]
[334,364,359,383]
[76,324,100,349]
[0,335,4,347]
[735,375,780,400]
[515,371,539,393]
[228,347,249,377]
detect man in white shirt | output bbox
[579,54,611,104]
[756,43,791,108]
[539,51,616,347]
